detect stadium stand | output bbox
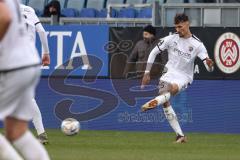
[138,7,152,18]
[97,8,118,17]
[118,7,137,18]
[57,0,67,9]
[166,0,185,3]
[145,0,165,4]
[79,8,98,18]
[125,0,144,4]
[28,0,46,11]
[37,0,240,27]
[106,0,125,6]
[66,0,86,10]
[62,8,79,17]
[97,9,108,18]
[87,0,106,10]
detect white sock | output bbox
[155,92,171,105]
[13,130,50,160]
[163,105,184,136]
[0,134,23,160]
[31,99,45,135]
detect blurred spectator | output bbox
[42,0,64,21]
[124,25,167,79]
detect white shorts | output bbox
[0,66,40,121]
[160,70,191,92]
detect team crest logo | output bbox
[214,32,240,74]
[189,46,193,52]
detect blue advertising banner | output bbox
[36,25,109,76]
[35,78,240,134]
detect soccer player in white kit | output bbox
[20,4,50,144]
[0,0,50,159]
[141,13,214,143]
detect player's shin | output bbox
[13,130,50,160]
[163,105,184,137]
[141,92,171,111]
[0,134,23,160]
[31,99,45,135]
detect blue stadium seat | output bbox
[62,8,79,17]
[66,0,85,10]
[118,8,137,18]
[96,8,118,18]
[138,7,152,18]
[125,0,144,4]
[87,0,105,10]
[96,9,107,18]
[28,0,45,11]
[79,8,97,18]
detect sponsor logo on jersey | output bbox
[174,48,191,59]
[214,32,240,74]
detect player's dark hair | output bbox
[174,13,189,24]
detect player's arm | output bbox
[197,43,214,72]
[203,58,214,72]
[141,37,169,88]
[0,0,11,41]
[36,23,50,66]
[31,7,50,66]
[141,46,160,88]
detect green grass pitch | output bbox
[45,129,240,160]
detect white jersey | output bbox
[0,0,40,71]
[149,33,209,82]
[20,4,39,43]
[20,4,50,53]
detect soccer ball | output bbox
[61,118,80,136]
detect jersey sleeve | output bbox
[197,43,209,60]
[31,9,40,25]
[156,34,173,51]
[36,23,50,54]
[25,6,40,25]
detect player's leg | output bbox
[162,101,187,143]
[5,66,50,160]
[141,81,175,111]
[31,99,48,144]
[0,133,23,160]
[0,71,26,160]
[5,117,50,160]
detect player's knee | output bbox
[6,128,28,142]
[159,81,171,94]
[170,84,179,95]
[5,117,28,142]
[6,132,17,142]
